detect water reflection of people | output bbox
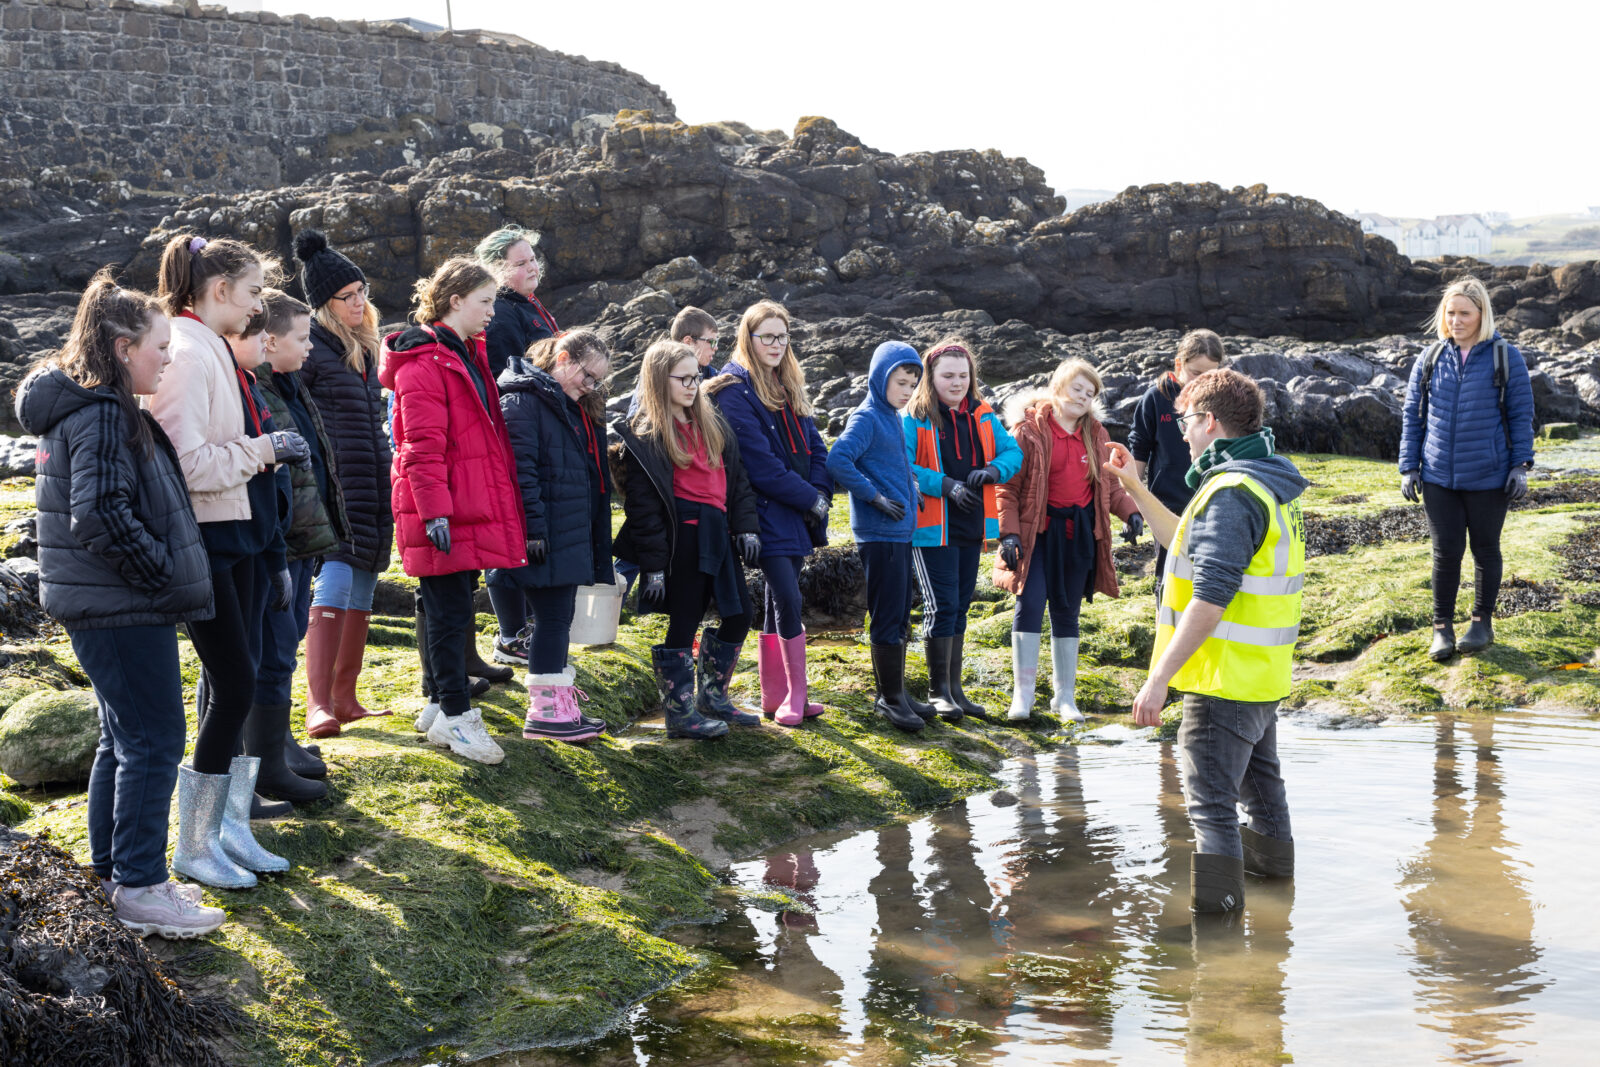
[1401,716,1543,1060]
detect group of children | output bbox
[18,215,1231,940]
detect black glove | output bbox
[999,534,1021,571]
[1505,467,1528,502]
[269,567,292,612]
[640,571,666,611]
[737,532,762,567]
[1400,470,1421,503]
[1122,512,1144,544]
[808,494,830,525]
[942,476,979,513]
[965,466,998,489]
[425,516,451,554]
[869,494,906,522]
[526,539,547,565]
[268,430,312,469]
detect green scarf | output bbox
[1184,426,1276,489]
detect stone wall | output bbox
[0,0,675,192]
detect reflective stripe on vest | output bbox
[913,405,1002,540]
[1151,470,1305,702]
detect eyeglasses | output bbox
[695,335,719,347]
[752,332,789,348]
[328,285,370,305]
[1175,411,1208,430]
[667,373,701,389]
[578,366,603,390]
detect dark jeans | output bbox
[1013,531,1093,637]
[255,557,315,706]
[526,584,577,674]
[663,523,751,649]
[419,571,476,715]
[187,556,263,775]
[1422,482,1509,623]
[1177,693,1291,858]
[485,567,532,642]
[913,542,981,638]
[72,625,187,889]
[859,541,913,646]
[760,555,806,640]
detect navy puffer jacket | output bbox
[16,367,213,630]
[483,288,558,378]
[1398,333,1535,491]
[300,320,393,572]
[494,366,614,588]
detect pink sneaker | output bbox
[113,879,225,939]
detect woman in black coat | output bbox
[477,225,559,378]
[292,230,394,738]
[614,341,763,740]
[489,329,614,743]
[15,272,223,938]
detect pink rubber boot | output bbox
[757,633,788,717]
[777,632,826,727]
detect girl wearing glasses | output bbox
[614,341,763,739]
[381,258,525,766]
[478,225,558,379]
[292,230,394,739]
[478,329,617,743]
[707,301,834,727]
[994,360,1142,723]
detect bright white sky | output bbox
[238,0,1596,220]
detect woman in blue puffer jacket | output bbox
[1398,275,1535,661]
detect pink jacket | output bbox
[145,315,277,523]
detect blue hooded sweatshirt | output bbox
[827,342,923,542]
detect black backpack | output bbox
[1415,337,1513,452]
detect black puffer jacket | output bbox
[484,287,558,378]
[496,366,613,588]
[612,416,759,573]
[259,365,351,561]
[16,367,213,629]
[300,320,392,572]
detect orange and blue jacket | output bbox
[900,401,1022,547]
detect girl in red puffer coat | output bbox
[380,257,526,767]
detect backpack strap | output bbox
[1416,340,1445,431]
[1494,337,1512,453]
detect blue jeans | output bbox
[913,542,981,638]
[859,541,913,646]
[485,567,533,642]
[256,558,316,705]
[71,625,187,889]
[1177,693,1292,857]
[311,560,378,612]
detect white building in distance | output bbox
[1354,212,1493,259]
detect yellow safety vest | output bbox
[1152,470,1305,702]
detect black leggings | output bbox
[664,523,750,649]
[188,556,259,775]
[1422,482,1509,624]
[759,555,804,639]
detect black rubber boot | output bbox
[871,644,925,733]
[1191,853,1246,913]
[899,644,937,722]
[465,622,514,684]
[923,636,963,722]
[653,646,729,740]
[283,728,326,779]
[1456,616,1494,654]
[948,633,989,719]
[1240,826,1294,878]
[251,794,294,820]
[1429,623,1456,662]
[244,702,328,804]
[697,628,761,726]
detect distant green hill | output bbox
[1485,213,1600,265]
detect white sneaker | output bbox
[103,876,204,904]
[414,700,441,733]
[113,879,226,939]
[426,707,505,765]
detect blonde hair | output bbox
[313,295,380,375]
[1047,358,1104,484]
[526,328,611,423]
[631,341,727,470]
[905,336,983,422]
[730,300,813,416]
[1431,275,1496,346]
[410,257,494,327]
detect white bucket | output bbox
[570,574,625,646]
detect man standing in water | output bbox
[1103,369,1307,912]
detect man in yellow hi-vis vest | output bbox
[1103,369,1308,913]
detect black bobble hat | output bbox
[293,229,366,310]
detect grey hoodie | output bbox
[1180,454,1309,608]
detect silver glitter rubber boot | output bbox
[219,756,290,874]
[172,765,257,890]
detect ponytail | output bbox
[156,233,275,317]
